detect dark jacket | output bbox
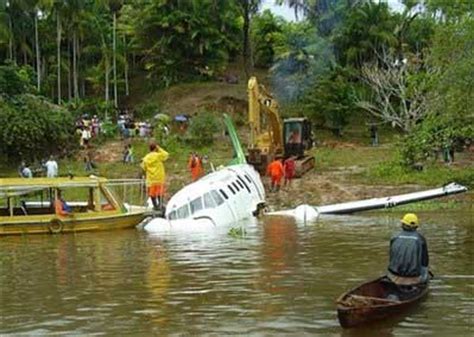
[388,228,429,277]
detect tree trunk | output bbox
[8,16,13,62]
[105,55,110,103]
[35,13,41,92]
[57,12,61,104]
[123,36,129,96]
[242,1,252,79]
[68,39,72,100]
[73,30,79,99]
[113,12,118,108]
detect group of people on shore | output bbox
[118,113,153,140]
[266,156,296,192]
[75,115,102,148]
[19,156,58,179]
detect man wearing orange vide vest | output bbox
[141,142,169,211]
[266,156,284,192]
[188,152,204,182]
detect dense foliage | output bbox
[272,0,473,166]
[132,1,241,87]
[187,112,220,147]
[0,64,75,162]
[0,0,472,168]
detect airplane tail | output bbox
[223,113,246,165]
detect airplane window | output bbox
[236,180,244,189]
[228,185,236,194]
[232,182,239,192]
[190,197,203,214]
[203,193,216,208]
[211,190,224,206]
[168,210,177,220]
[237,176,251,193]
[177,204,190,219]
[244,174,252,183]
[219,189,229,200]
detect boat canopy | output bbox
[0,177,143,199]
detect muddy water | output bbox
[0,210,472,336]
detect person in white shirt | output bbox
[45,156,58,178]
[21,164,33,178]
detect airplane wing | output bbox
[268,182,468,222]
[223,113,246,165]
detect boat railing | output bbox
[104,179,148,212]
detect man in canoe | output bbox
[141,141,169,211]
[387,213,429,285]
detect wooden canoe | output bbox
[336,276,429,328]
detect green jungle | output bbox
[0,0,472,208]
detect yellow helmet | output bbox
[401,213,419,228]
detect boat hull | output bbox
[0,212,146,235]
[337,276,429,328]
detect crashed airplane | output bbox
[143,115,468,233]
[143,115,265,233]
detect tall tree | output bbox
[109,0,122,108]
[238,0,261,79]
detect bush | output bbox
[136,101,162,120]
[187,112,220,147]
[301,67,356,136]
[0,63,35,96]
[65,98,115,120]
[0,95,76,162]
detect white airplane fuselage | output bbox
[144,164,265,233]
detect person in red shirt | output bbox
[266,156,284,192]
[283,157,296,187]
[188,152,204,182]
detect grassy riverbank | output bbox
[1,78,472,209]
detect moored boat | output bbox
[0,177,147,235]
[336,276,429,328]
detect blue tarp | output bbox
[174,114,188,122]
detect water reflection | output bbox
[0,210,472,336]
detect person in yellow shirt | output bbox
[141,142,169,211]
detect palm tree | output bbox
[51,0,64,103]
[33,0,54,92]
[109,0,123,108]
[238,0,261,79]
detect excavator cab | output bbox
[283,118,313,158]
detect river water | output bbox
[1,210,472,336]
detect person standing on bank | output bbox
[387,213,429,285]
[141,142,169,211]
[266,156,284,192]
[45,155,59,178]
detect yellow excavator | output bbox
[246,76,315,177]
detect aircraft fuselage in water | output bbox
[143,164,265,233]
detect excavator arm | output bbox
[247,77,283,155]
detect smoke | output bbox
[269,0,354,106]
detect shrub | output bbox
[187,112,220,147]
[0,95,76,162]
[0,63,35,96]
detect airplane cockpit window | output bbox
[203,193,216,208]
[190,197,203,214]
[232,182,240,192]
[228,185,236,195]
[177,204,190,219]
[211,190,224,206]
[244,174,252,183]
[219,189,229,200]
[237,176,251,193]
[168,210,177,220]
